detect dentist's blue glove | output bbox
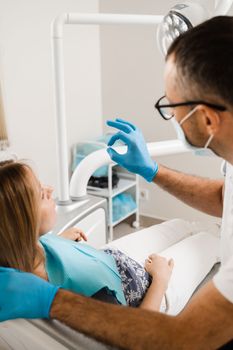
[0,267,59,322]
[106,118,159,182]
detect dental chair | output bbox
[105,218,220,315]
[0,216,220,349]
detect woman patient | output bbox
[0,160,174,311]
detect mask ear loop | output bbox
[204,134,214,149]
[179,106,199,126]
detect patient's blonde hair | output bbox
[0,160,41,272]
[0,82,9,150]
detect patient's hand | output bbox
[144,254,174,289]
[60,227,87,242]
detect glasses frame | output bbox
[155,95,227,120]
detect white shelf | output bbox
[73,149,140,242]
[87,177,137,198]
[72,141,139,243]
[112,208,137,227]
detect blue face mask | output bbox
[171,106,216,157]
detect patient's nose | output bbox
[42,185,54,198]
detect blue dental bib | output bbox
[39,233,126,305]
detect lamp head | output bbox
[157,1,210,55]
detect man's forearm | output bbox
[50,282,233,350]
[154,165,224,217]
[177,281,233,349]
[50,290,176,350]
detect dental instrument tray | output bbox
[88,173,119,189]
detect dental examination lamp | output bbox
[51,0,233,203]
[157,0,233,55]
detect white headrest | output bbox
[0,149,18,163]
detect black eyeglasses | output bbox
[155,95,227,120]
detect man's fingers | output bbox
[106,120,132,134]
[108,133,120,146]
[107,147,125,165]
[115,118,136,131]
[107,131,131,147]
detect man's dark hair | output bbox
[167,16,233,106]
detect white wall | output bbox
[1,0,232,222]
[100,0,230,222]
[0,0,102,192]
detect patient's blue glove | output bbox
[0,267,59,321]
[106,118,159,182]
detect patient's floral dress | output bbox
[104,248,152,307]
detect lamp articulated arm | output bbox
[214,0,233,15]
[69,140,190,199]
[51,13,163,204]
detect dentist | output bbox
[1,16,233,350]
